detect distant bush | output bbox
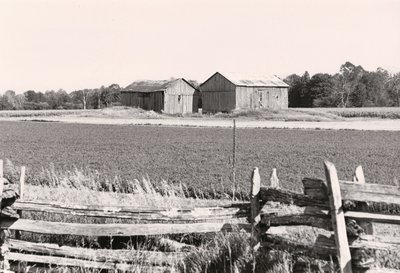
[23,101,50,110]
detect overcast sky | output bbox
[1,0,399,93]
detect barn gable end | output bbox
[200,73,236,113]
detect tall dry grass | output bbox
[2,160,338,273]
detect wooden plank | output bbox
[261,203,400,235]
[356,269,400,273]
[259,187,329,208]
[260,205,332,230]
[7,252,168,272]
[2,219,251,236]
[324,161,352,273]
[9,239,184,265]
[13,201,249,222]
[303,178,400,205]
[263,227,336,258]
[345,211,400,225]
[264,229,400,268]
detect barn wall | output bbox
[235,87,289,110]
[200,73,236,113]
[164,79,198,114]
[120,92,164,112]
[121,92,140,107]
[235,86,255,109]
[192,92,199,113]
[201,92,235,113]
[151,91,164,112]
[256,87,288,109]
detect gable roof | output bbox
[201,72,289,88]
[123,78,198,93]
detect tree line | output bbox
[284,62,400,107]
[1,61,399,110]
[0,84,121,110]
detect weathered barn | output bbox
[121,78,200,114]
[200,72,289,113]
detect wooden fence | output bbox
[1,159,400,273]
[252,162,400,273]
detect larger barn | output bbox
[121,78,200,114]
[200,72,289,113]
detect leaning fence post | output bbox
[324,161,352,273]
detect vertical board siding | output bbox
[234,87,289,110]
[201,73,236,113]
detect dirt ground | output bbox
[2,115,400,131]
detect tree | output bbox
[386,73,400,106]
[0,94,13,110]
[308,73,338,107]
[100,84,121,107]
[3,90,16,109]
[284,74,303,107]
[336,62,365,107]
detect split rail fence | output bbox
[1,159,400,273]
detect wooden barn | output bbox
[121,78,200,114]
[200,72,289,113]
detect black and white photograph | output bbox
[0,0,399,272]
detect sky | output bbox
[1,0,400,93]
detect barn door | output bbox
[143,94,150,110]
[177,95,183,113]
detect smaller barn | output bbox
[200,72,289,113]
[121,78,200,114]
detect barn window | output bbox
[178,95,182,103]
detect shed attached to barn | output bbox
[200,72,289,113]
[121,78,200,114]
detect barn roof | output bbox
[123,78,198,93]
[202,72,289,88]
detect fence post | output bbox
[0,165,12,273]
[19,166,25,200]
[232,119,237,195]
[15,166,26,240]
[250,167,261,247]
[352,165,373,234]
[0,160,3,179]
[352,165,365,184]
[324,161,352,273]
[270,168,280,188]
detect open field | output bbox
[319,107,400,119]
[1,106,400,121]
[2,107,400,131]
[0,121,398,194]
